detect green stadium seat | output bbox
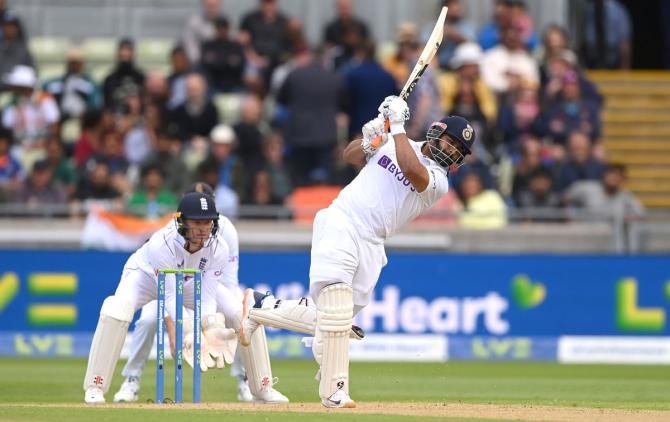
[38,64,65,82]
[137,38,173,67]
[90,64,113,84]
[29,37,70,65]
[83,38,117,64]
[213,93,243,125]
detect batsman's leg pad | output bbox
[83,296,134,393]
[316,283,353,400]
[249,297,315,335]
[239,326,274,396]
[122,302,156,378]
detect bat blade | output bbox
[399,6,448,99]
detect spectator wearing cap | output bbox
[541,69,601,147]
[343,39,397,139]
[478,0,538,51]
[1,65,60,170]
[13,159,67,210]
[0,10,33,88]
[423,0,476,71]
[182,0,221,64]
[0,126,23,200]
[43,47,101,122]
[200,16,248,93]
[102,38,146,111]
[480,21,540,97]
[126,163,177,218]
[170,73,219,145]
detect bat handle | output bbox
[370,118,390,148]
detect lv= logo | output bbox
[616,278,670,332]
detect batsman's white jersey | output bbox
[310,137,449,312]
[116,221,231,319]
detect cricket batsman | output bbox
[238,95,476,408]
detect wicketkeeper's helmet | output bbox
[175,192,219,238]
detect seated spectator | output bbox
[497,80,543,154]
[515,167,562,221]
[261,131,292,202]
[457,172,507,229]
[511,136,552,203]
[480,22,540,97]
[425,0,476,70]
[447,78,493,159]
[73,108,103,169]
[126,163,177,219]
[199,124,246,201]
[0,126,23,198]
[343,39,397,139]
[201,16,247,93]
[541,70,601,146]
[1,65,60,170]
[195,156,239,219]
[170,73,219,144]
[541,49,603,108]
[536,24,569,84]
[182,0,221,63]
[43,47,100,122]
[73,158,123,202]
[233,94,265,172]
[554,131,605,192]
[167,45,192,110]
[123,101,163,169]
[44,136,77,197]
[143,71,169,110]
[478,0,538,51]
[450,151,495,199]
[103,38,145,112]
[0,12,33,90]
[13,159,67,211]
[141,126,189,195]
[246,169,284,207]
[565,163,644,220]
[580,0,632,69]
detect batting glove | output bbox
[361,115,387,156]
[378,95,410,135]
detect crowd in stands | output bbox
[0,0,645,227]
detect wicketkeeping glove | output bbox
[378,95,410,135]
[201,313,237,369]
[182,317,215,372]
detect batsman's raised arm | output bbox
[343,116,387,167]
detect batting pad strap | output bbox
[249,298,315,335]
[316,283,353,332]
[100,296,134,322]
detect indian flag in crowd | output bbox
[81,208,172,251]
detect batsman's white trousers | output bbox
[309,207,387,315]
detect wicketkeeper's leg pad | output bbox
[316,283,353,399]
[83,296,134,393]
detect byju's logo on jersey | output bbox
[200,197,208,210]
[377,155,416,192]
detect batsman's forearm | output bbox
[343,139,367,166]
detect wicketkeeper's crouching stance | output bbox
[239,95,476,408]
[83,192,287,403]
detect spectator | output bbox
[0,127,23,198]
[277,46,348,186]
[268,19,306,98]
[196,157,239,219]
[508,0,536,48]
[457,172,507,229]
[0,0,25,40]
[182,0,221,64]
[1,65,60,170]
[13,159,67,210]
[143,71,169,110]
[383,23,419,90]
[515,167,562,220]
[43,47,100,122]
[536,24,570,84]
[497,80,543,153]
[554,131,605,192]
[44,136,77,197]
[511,136,552,203]
[449,150,496,199]
[580,0,632,69]
[343,39,397,139]
[323,0,369,52]
[167,45,192,110]
[73,108,103,169]
[170,73,219,144]
[565,163,644,220]
[201,16,248,93]
[478,0,538,51]
[102,38,145,112]
[426,0,476,70]
[542,70,601,146]
[261,131,292,202]
[446,78,493,160]
[480,22,540,96]
[239,0,292,85]
[541,49,602,108]
[246,169,283,207]
[141,126,189,195]
[0,11,33,89]
[124,101,162,169]
[233,94,265,172]
[126,163,177,219]
[73,158,122,202]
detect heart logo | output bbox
[665,281,670,303]
[0,272,19,313]
[511,274,546,309]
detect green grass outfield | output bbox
[0,358,669,421]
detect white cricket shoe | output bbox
[84,387,105,404]
[113,376,140,402]
[239,289,268,346]
[253,387,289,404]
[322,389,356,409]
[237,380,253,402]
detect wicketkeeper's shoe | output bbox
[113,376,140,402]
[253,387,289,404]
[322,390,356,409]
[84,387,105,404]
[240,289,271,346]
[237,379,253,402]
